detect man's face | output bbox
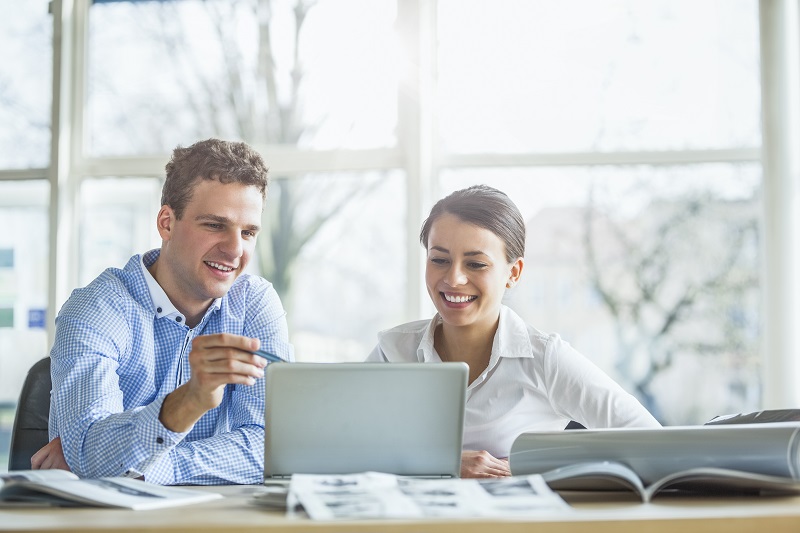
[156,178,263,316]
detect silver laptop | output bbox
[263,362,468,480]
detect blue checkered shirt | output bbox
[49,249,292,485]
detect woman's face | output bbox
[425,213,523,331]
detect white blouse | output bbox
[366,305,661,459]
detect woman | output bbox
[366,185,660,478]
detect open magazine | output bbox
[0,470,222,510]
[509,422,800,503]
[281,472,569,519]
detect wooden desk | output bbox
[2,485,800,533]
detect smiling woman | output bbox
[423,212,523,337]
[367,185,661,479]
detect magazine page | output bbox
[540,461,646,498]
[251,484,291,510]
[1,470,79,485]
[1,476,223,510]
[523,462,800,503]
[1,470,82,507]
[643,467,800,503]
[288,472,569,520]
[706,409,800,425]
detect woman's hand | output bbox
[460,450,511,478]
[31,437,70,471]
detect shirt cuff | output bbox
[128,396,188,484]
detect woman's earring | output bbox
[506,280,515,289]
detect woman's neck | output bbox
[434,316,499,383]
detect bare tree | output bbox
[0,6,50,166]
[147,0,380,304]
[583,179,760,421]
[217,0,373,302]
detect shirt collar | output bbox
[417,315,443,362]
[138,250,222,326]
[416,305,533,363]
[493,305,534,359]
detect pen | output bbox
[251,349,286,363]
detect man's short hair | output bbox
[162,138,269,219]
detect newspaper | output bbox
[287,472,569,520]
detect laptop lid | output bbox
[264,362,468,479]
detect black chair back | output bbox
[8,357,51,470]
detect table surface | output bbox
[2,485,800,533]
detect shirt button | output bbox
[156,437,164,444]
[156,307,162,313]
[176,317,182,323]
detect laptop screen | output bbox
[264,362,468,479]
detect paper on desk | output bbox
[288,472,569,520]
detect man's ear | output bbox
[156,205,175,241]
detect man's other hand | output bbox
[30,437,70,471]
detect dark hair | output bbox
[420,185,526,262]
[162,138,269,219]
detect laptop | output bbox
[263,362,468,480]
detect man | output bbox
[31,138,291,485]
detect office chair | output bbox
[8,357,51,470]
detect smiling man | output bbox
[32,139,292,485]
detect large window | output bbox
[0,0,52,470]
[274,171,407,361]
[0,181,50,471]
[434,0,763,424]
[0,182,50,403]
[441,163,761,423]
[437,0,760,153]
[79,178,163,284]
[0,0,52,167]
[87,0,398,155]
